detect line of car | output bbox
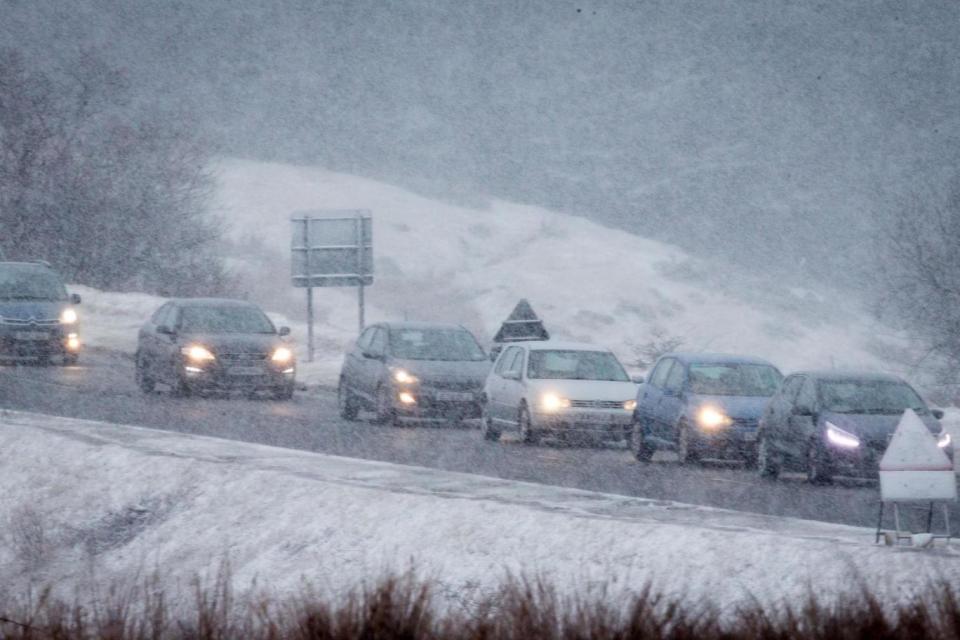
[1,260,953,484]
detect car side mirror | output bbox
[932,408,945,420]
[156,325,175,336]
[362,350,382,361]
[70,293,82,304]
[792,404,813,417]
[278,326,291,337]
[631,375,645,384]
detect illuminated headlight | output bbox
[271,346,293,364]
[398,391,417,405]
[697,406,732,429]
[181,345,215,363]
[393,369,419,384]
[623,399,637,412]
[826,421,860,449]
[938,432,952,449]
[541,393,571,412]
[59,307,78,324]
[66,333,80,351]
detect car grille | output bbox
[0,317,59,326]
[569,400,625,409]
[424,379,480,391]
[219,352,269,362]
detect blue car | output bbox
[757,371,953,483]
[630,353,783,463]
[0,261,82,364]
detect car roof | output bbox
[519,340,613,353]
[791,370,906,384]
[380,321,469,331]
[665,352,777,367]
[170,297,261,308]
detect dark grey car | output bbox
[134,298,296,399]
[757,371,953,483]
[337,321,490,425]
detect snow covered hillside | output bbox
[3,410,957,612]
[76,158,911,387]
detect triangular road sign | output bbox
[879,409,953,472]
[492,299,549,343]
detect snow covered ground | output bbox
[2,409,958,613]
[69,157,917,391]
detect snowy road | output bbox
[1,349,956,533]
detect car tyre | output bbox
[519,404,539,445]
[806,440,834,485]
[757,433,780,479]
[375,384,399,426]
[61,353,79,366]
[172,376,192,398]
[338,378,359,420]
[135,352,156,393]
[630,416,655,462]
[273,384,294,401]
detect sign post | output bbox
[291,210,374,362]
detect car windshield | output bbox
[527,350,630,381]
[179,305,275,334]
[688,363,782,397]
[389,328,486,361]
[0,267,67,301]
[819,380,927,415]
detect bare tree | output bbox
[0,48,228,295]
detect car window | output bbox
[156,304,177,329]
[151,303,170,325]
[649,359,674,388]
[495,346,518,375]
[357,327,376,350]
[504,348,524,378]
[796,378,817,412]
[663,360,686,392]
[369,327,388,356]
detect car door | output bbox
[658,360,687,437]
[784,376,818,464]
[638,358,672,425]
[344,326,376,399]
[159,305,183,383]
[497,347,526,427]
[486,346,516,424]
[139,303,169,376]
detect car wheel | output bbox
[519,404,538,445]
[375,385,398,426]
[61,353,79,366]
[630,416,655,462]
[757,433,780,479]
[676,421,697,465]
[273,384,294,401]
[172,376,192,398]
[806,440,834,485]
[338,378,359,420]
[481,405,501,442]
[135,352,155,393]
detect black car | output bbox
[757,371,953,483]
[337,321,490,425]
[0,261,82,364]
[135,298,296,398]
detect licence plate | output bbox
[228,366,264,376]
[435,391,473,402]
[14,331,49,341]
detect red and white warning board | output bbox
[879,409,957,502]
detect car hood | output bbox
[0,299,67,322]
[820,410,940,443]
[686,394,771,421]
[393,358,491,386]
[182,333,284,355]
[527,379,638,402]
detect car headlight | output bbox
[623,399,637,412]
[541,393,571,412]
[271,346,293,364]
[59,307,78,324]
[938,431,952,449]
[181,345,215,363]
[697,406,732,429]
[825,421,860,449]
[392,369,419,384]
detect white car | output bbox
[481,341,638,444]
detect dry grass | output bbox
[1,574,959,639]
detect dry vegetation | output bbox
[1,574,959,640]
